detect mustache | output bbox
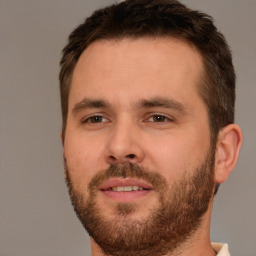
[88,163,168,193]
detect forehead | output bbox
[70,37,204,108]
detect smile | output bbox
[107,186,146,192]
[99,178,153,202]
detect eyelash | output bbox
[82,115,109,124]
[146,114,173,123]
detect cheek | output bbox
[147,142,188,182]
[144,131,210,182]
[64,131,107,183]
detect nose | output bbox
[105,120,145,165]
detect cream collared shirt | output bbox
[212,243,230,256]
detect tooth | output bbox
[110,186,146,192]
[124,186,133,192]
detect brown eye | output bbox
[152,115,167,122]
[82,115,108,124]
[89,116,103,123]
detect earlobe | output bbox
[214,124,243,184]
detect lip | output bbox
[99,178,153,202]
[100,178,153,190]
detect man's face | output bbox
[63,38,215,255]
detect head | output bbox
[59,1,242,255]
[60,0,235,144]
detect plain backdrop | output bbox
[0,0,255,255]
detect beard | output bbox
[64,148,215,256]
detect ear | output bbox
[214,124,243,184]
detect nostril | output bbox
[107,154,137,164]
[109,156,116,161]
[126,154,135,159]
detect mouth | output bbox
[99,178,153,202]
[105,185,148,192]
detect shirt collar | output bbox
[211,243,230,256]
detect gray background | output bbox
[0,0,255,255]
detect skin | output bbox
[63,37,242,256]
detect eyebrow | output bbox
[72,98,110,114]
[137,97,187,114]
[72,96,187,115]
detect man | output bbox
[59,0,242,255]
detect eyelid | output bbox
[81,113,110,124]
[144,112,175,122]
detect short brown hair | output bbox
[59,0,235,143]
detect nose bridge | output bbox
[105,115,144,164]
